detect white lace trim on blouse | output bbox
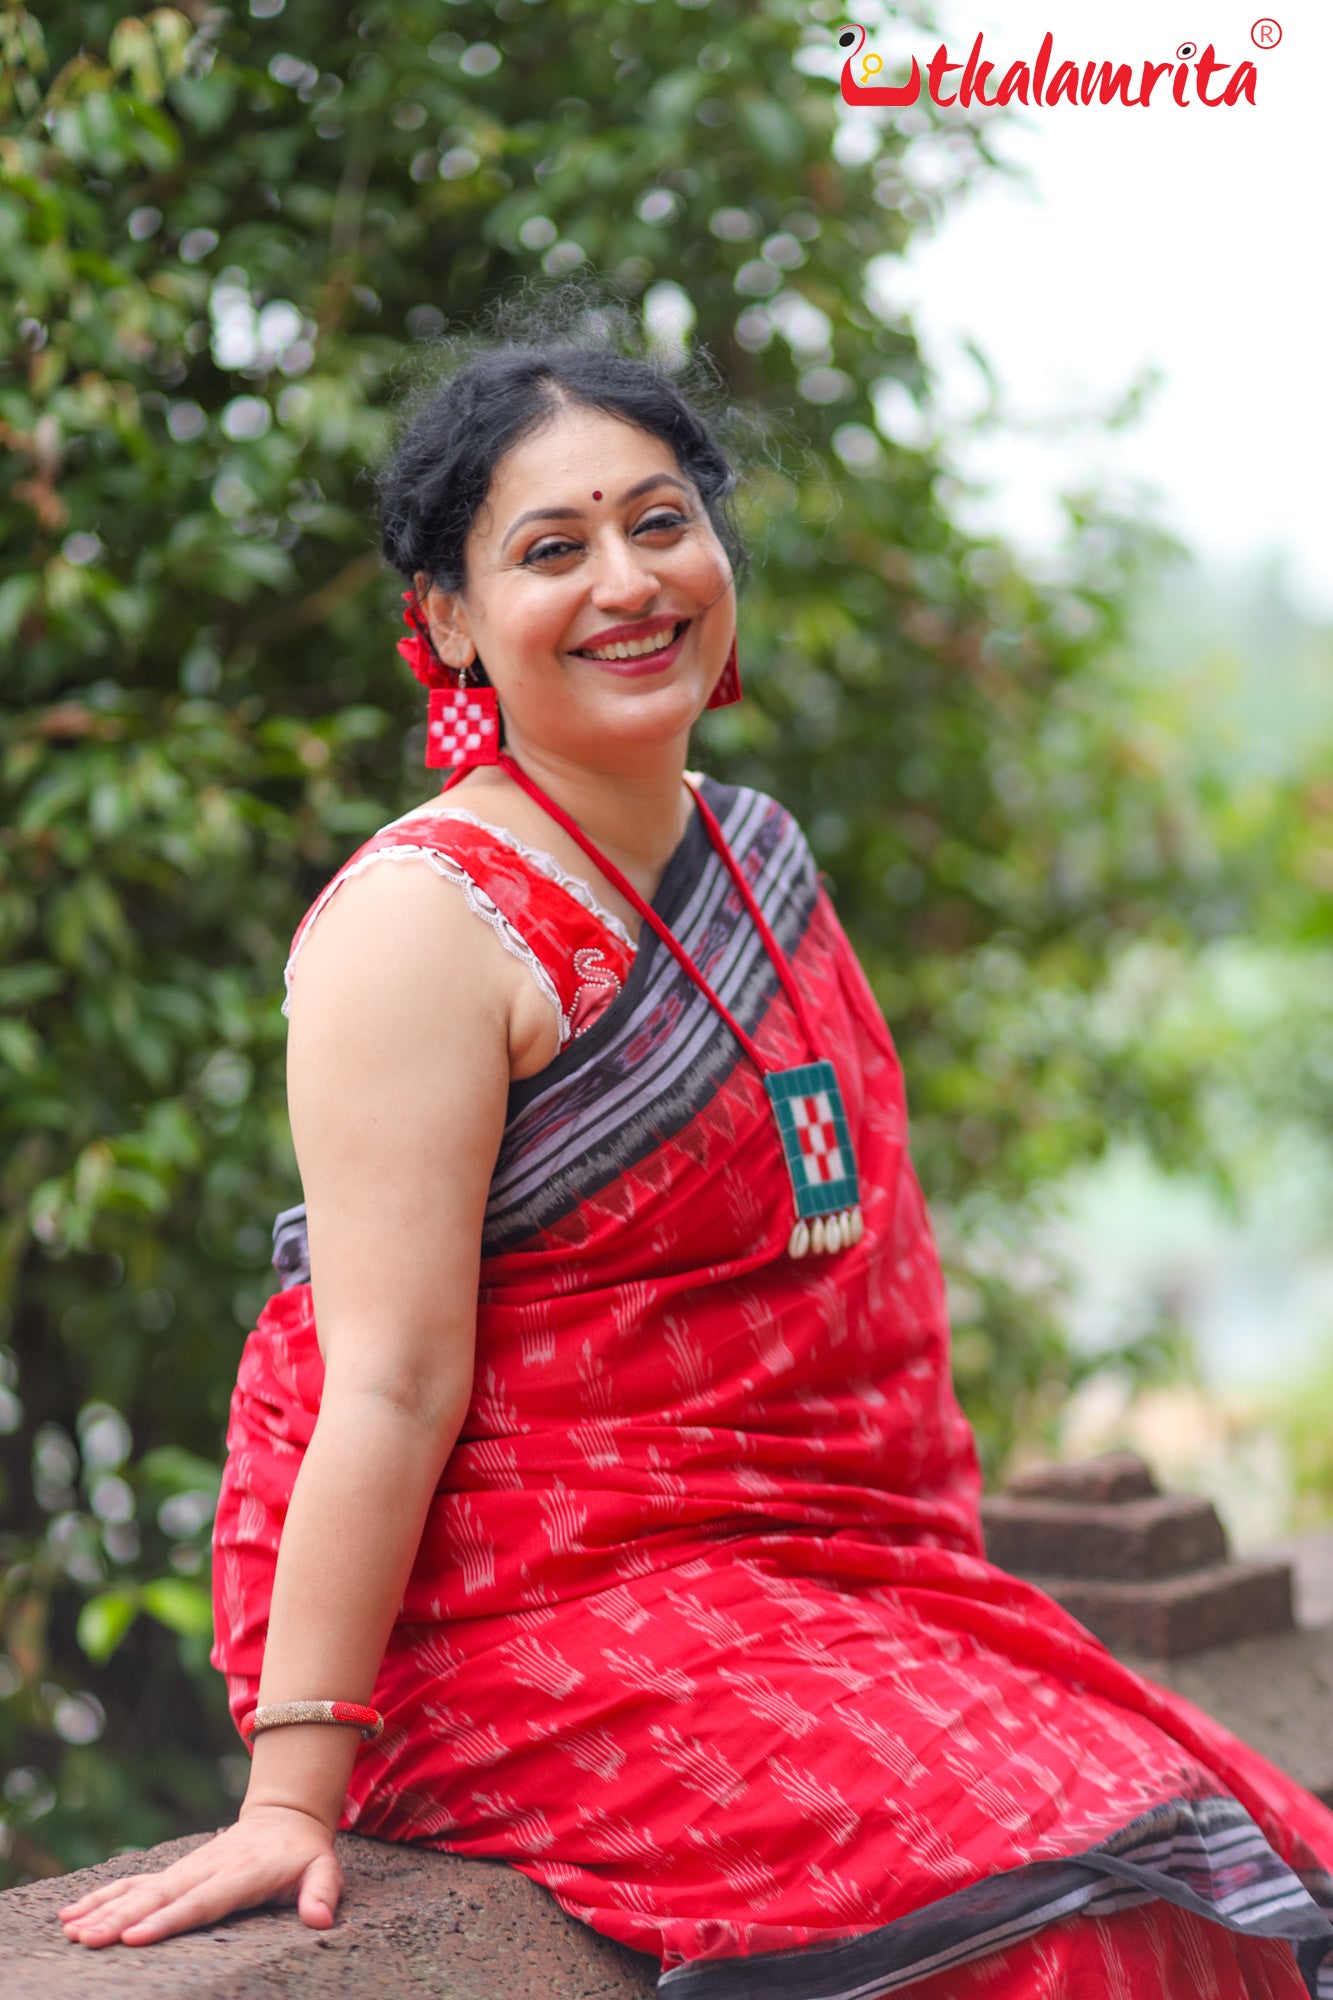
[281,845,573,1047]
[383,804,636,951]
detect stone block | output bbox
[981,1492,1228,1581]
[1031,1556,1295,1660]
[0,1832,658,2000]
[1004,1451,1159,1505]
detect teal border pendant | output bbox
[765,1061,864,1258]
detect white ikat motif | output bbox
[528,1717,627,1781]
[469,1788,556,1852]
[498,1633,584,1699]
[578,1807,670,1873]
[601,1647,698,1702]
[766,1755,861,1847]
[716,1666,822,1739]
[539,1479,589,1555]
[808,1860,874,1925]
[664,1588,763,1655]
[587,1585,652,1635]
[684,1825,784,1907]
[421,1703,510,1768]
[830,1701,930,1787]
[663,1319,713,1401]
[647,1724,748,1807]
[445,1497,496,1597]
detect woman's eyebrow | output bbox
[500,473,692,551]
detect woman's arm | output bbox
[61,860,516,1946]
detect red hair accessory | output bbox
[397,590,448,690]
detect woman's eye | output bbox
[637,511,688,534]
[523,538,581,565]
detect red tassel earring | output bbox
[397,591,500,772]
[706,633,743,710]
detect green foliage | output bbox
[2,0,1321,1879]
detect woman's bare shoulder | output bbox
[286,852,513,1034]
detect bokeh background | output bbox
[3,0,1331,1883]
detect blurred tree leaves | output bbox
[2,0,1322,1878]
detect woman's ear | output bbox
[418,582,477,673]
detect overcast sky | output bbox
[872,0,1333,616]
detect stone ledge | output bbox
[0,1832,659,1999]
[983,1453,1301,1658]
[981,1491,1227,1581]
[1030,1555,1294,1659]
[1005,1452,1159,1505]
[1117,1621,1333,1810]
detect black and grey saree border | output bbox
[485,777,816,1250]
[656,1796,1333,1999]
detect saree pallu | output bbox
[212,777,1333,1996]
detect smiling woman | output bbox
[411,405,737,783]
[58,293,1333,1999]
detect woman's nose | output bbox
[588,531,661,610]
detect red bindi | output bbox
[591,490,602,500]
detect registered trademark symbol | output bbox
[1251,16,1282,46]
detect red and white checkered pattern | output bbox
[792,1090,844,1185]
[426,687,499,768]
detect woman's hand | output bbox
[58,1804,343,1948]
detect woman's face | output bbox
[420,403,736,766]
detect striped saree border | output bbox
[655,1797,1333,2000]
[483,780,818,1248]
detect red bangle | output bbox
[240,1700,384,1743]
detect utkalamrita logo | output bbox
[836,25,1271,107]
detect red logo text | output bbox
[838,27,1262,109]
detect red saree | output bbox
[212,779,1333,1997]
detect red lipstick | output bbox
[573,615,690,651]
[571,618,690,676]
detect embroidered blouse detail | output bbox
[282,808,634,1050]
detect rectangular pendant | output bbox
[765,1060,860,1220]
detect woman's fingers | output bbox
[60,1839,243,1925]
[119,1869,271,1946]
[59,1872,155,1919]
[63,1864,228,1946]
[295,1849,344,1929]
[63,1874,192,1947]
[62,1869,192,1940]
[59,1815,340,1947]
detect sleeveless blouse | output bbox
[283,801,636,1046]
